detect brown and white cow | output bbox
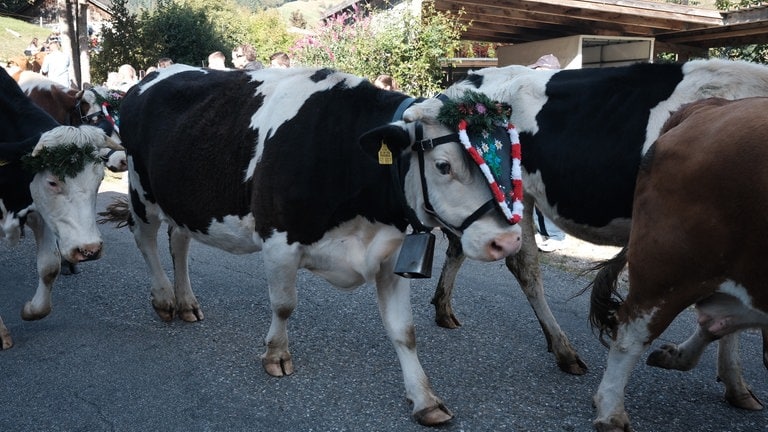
[0,67,122,349]
[18,73,127,172]
[588,97,768,431]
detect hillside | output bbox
[1,16,53,64]
[276,0,340,27]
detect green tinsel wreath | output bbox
[21,143,100,181]
[438,90,512,135]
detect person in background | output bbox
[269,52,290,68]
[157,57,174,68]
[40,41,71,88]
[373,74,397,91]
[207,51,227,70]
[528,53,567,252]
[232,44,263,70]
[24,37,39,56]
[115,64,138,91]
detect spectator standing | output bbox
[115,64,138,91]
[232,44,263,70]
[207,51,227,70]
[40,41,71,88]
[373,74,397,91]
[24,38,39,56]
[269,52,290,68]
[528,53,567,252]
[157,57,174,68]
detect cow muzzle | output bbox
[486,230,522,260]
[65,241,104,262]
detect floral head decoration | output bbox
[21,143,100,181]
[438,90,523,224]
[91,88,125,133]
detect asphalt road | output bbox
[1,181,765,432]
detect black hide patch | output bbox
[120,69,263,234]
[120,69,413,244]
[0,67,61,217]
[521,62,684,227]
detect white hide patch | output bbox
[185,214,261,254]
[643,59,768,154]
[293,216,404,289]
[615,308,658,351]
[245,68,366,181]
[135,64,200,95]
[716,280,754,308]
[443,65,552,136]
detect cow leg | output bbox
[593,319,649,432]
[646,323,713,371]
[21,212,60,321]
[505,199,587,375]
[431,230,465,328]
[168,226,203,322]
[0,315,12,349]
[260,240,299,377]
[647,326,763,410]
[762,329,768,370]
[717,333,763,410]
[129,204,176,321]
[377,262,452,426]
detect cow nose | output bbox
[487,232,522,260]
[73,242,103,262]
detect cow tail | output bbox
[97,196,132,228]
[580,246,628,347]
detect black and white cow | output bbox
[436,59,768,403]
[0,67,121,349]
[111,65,522,424]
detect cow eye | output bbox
[435,161,451,175]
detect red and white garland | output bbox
[457,119,524,224]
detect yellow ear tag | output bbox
[377,141,393,165]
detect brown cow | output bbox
[588,97,768,431]
[18,74,127,172]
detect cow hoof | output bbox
[646,343,691,370]
[434,311,461,329]
[60,261,80,275]
[151,296,176,322]
[0,332,12,350]
[153,306,175,322]
[558,355,588,375]
[177,307,204,322]
[262,354,294,377]
[412,402,453,426]
[21,302,51,321]
[594,421,632,432]
[724,388,764,411]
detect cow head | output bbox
[361,97,522,262]
[23,125,118,262]
[80,86,127,172]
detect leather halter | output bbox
[391,96,497,236]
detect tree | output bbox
[290,1,466,96]
[711,0,768,63]
[139,0,224,67]
[91,0,143,84]
[242,9,297,63]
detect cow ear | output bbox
[359,123,412,166]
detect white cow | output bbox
[1,67,121,349]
